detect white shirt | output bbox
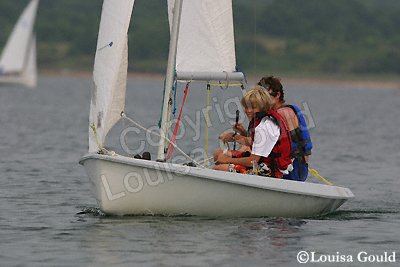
[252,116,280,158]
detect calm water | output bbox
[0,76,399,267]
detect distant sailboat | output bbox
[79,0,353,217]
[0,0,39,88]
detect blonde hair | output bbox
[240,86,272,112]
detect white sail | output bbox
[0,35,37,88]
[20,35,37,88]
[89,0,135,153]
[167,0,242,81]
[0,0,39,74]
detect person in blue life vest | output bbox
[257,76,312,181]
[213,87,293,178]
[217,76,312,181]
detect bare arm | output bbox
[234,135,252,147]
[219,131,235,143]
[216,153,260,167]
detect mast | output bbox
[157,0,184,161]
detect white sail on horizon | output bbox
[0,0,39,88]
[0,0,39,74]
[21,35,37,88]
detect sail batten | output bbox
[89,0,135,153]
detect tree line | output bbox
[1,0,399,76]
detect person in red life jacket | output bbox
[213,87,292,178]
[213,87,262,166]
[258,76,313,181]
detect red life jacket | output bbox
[249,111,292,178]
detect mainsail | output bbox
[89,0,135,153]
[0,0,39,74]
[167,0,242,81]
[158,0,243,160]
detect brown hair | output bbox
[240,86,272,112]
[257,75,285,103]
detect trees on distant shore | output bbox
[1,0,399,75]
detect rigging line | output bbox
[253,0,257,73]
[121,112,204,168]
[308,168,333,186]
[90,123,113,155]
[165,97,173,153]
[205,84,211,167]
[196,156,215,166]
[98,41,113,51]
[164,71,177,153]
[172,80,177,116]
[233,109,239,150]
[166,82,190,160]
[235,65,248,85]
[219,71,230,90]
[90,123,102,150]
[158,78,167,128]
[165,105,174,156]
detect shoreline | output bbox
[283,77,400,90]
[40,70,400,90]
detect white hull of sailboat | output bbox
[79,153,354,217]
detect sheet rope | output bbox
[308,167,333,186]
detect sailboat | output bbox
[79,0,354,217]
[0,0,39,88]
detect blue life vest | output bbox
[283,104,312,181]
